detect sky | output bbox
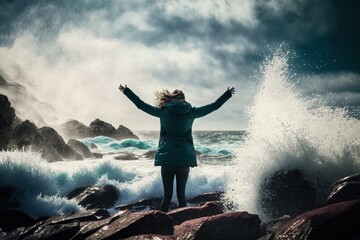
[0,0,359,130]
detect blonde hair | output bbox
[155,89,185,107]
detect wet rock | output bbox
[71,210,131,240]
[0,186,23,210]
[273,199,360,240]
[45,209,110,225]
[142,150,156,159]
[0,209,36,232]
[10,120,42,150]
[115,197,177,212]
[118,124,139,140]
[0,94,16,130]
[67,139,92,158]
[258,168,319,218]
[40,127,82,161]
[68,185,119,209]
[114,152,139,160]
[124,234,176,240]
[168,201,223,225]
[327,173,360,205]
[174,211,262,240]
[187,191,224,205]
[86,210,174,240]
[59,119,94,139]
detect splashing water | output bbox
[225,50,360,219]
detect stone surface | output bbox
[258,168,319,218]
[90,118,138,140]
[68,185,119,209]
[40,126,82,161]
[58,119,94,139]
[87,210,174,240]
[187,191,224,205]
[273,199,360,240]
[67,139,93,158]
[115,197,177,212]
[10,120,42,150]
[168,201,223,225]
[124,234,176,240]
[327,173,360,205]
[0,209,36,232]
[174,211,262,240]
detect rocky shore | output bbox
[1,74,360,239]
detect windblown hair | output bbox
[155,89,185,107]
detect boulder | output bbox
[0,209,36,232]
[124,234,176,240]
[67,139,92,158]
[68,185,119,209]
[86,210,174,240]
[117,124,139,139]
[39,127,82,161]
[114,152,139,160]
[44,208,110,225]
[0,94,16,130]
[258,168,319,218]
[115,197,177,212]
[10,120,42,150]
[72,210,131,240]
[187,191,224,205]
[168,201,223,225]
[327,173,360,205]
[0,186,23,210]
[174,211,262,240]
[273,199,360,240]
[58,119,93,139]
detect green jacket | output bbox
[123,88,232,167]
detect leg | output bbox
[160,167,175,212]
[175,167,190,208]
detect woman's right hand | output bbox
[119,84,128,92]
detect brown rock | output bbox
[87,210,174,240]
[68,185,119,209]
[274,199,360,240]
[187,191,224,205]
[174,211,262,240]
[168,201,223,225]
[124,234,176,240]
[327,173,360,205]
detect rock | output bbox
[0,209,36,232]
[115,197,177,212]
[5,221,81,240]
[58,119,94,139]
[90,118,139,140]
[3,209,109,239]
[67,139,92,158]
[117,124,139,139]
[0,186,23,210]
[142,150,156,159]
[68,185,119,209]
[174,211,262,240]
[0,95,15,150]
[168,201,224,225]
[327,173,360,205]
[259,215,292,240]
[273,199,360,240]
[187,191,224,205]
[10,120,42,150]
[124,234,176,240]
[86,210,174,240]
[39,127,83,161]
[114,152,139,160]
[258,168,319,218]
[71,210,131,240]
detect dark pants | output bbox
[160,166,190,212]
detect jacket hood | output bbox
[165,100,192,114]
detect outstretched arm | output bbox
[119,84,161,118]
[193,87,235,118]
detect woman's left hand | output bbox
[119,84,128,92]
[228,87,235,94]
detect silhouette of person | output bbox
[119,84,235,211]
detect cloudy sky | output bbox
[0,0,359,130]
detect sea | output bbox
[1,51,359,220]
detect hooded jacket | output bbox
[123,88,232,167]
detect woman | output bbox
[119,84,235,212]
